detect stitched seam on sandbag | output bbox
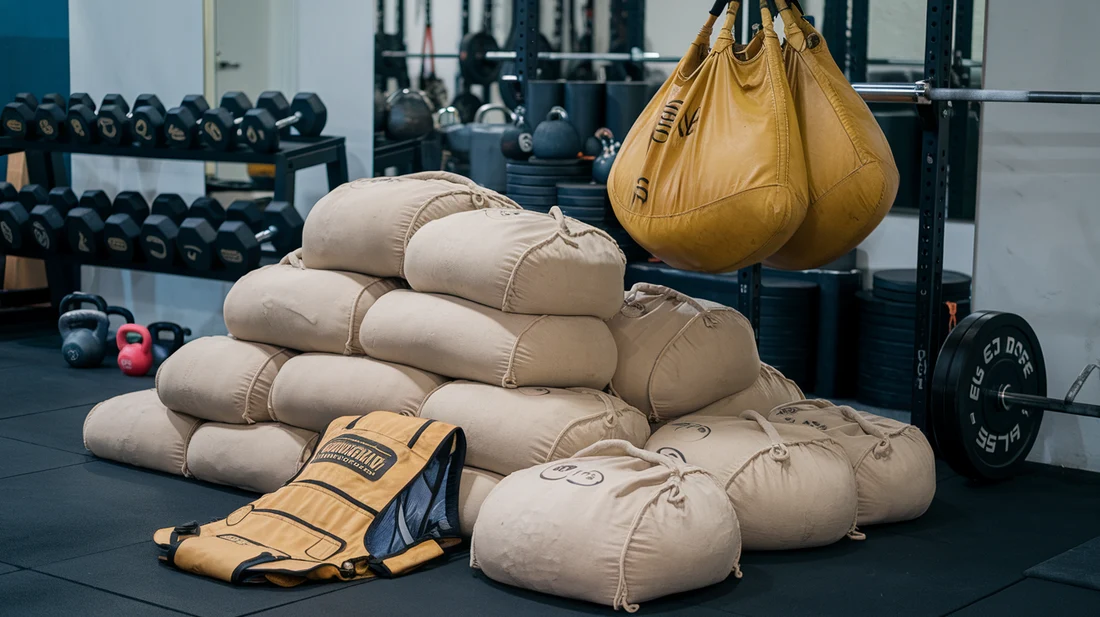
[545,410,611,462]
[401,190,474,276]
[242,349,290,423]
[414,381,450,417]
[504,315,550,388]
[614,484,667,612]
[180,417,203,477]
[723,438,838,489]
[646,313,705,422]
[347,282,382,354]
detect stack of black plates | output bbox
[857,269,972,410]
[506,159,592,210]
[759,277,819,391]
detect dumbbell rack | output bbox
[0,134,349,310]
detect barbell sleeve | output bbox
[995,389,1100,419]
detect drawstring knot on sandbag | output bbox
[837,404,894,457]
[629,283,721,327]
[741,409,791,462]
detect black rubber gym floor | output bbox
[2,326,1099,617]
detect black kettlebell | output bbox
[374,88,388,132]
[500,105,534,161]
[104,305,135,356]
[147,322,191,374]
[385,89,435,141]
[58,305,110,369]
[592,128,620,184]
[583,133,603,157]
[532,106,582,160]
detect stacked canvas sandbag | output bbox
[360,290,617,389]
[301,171,520,277]
[767,399,935,525]
[695,363,806,418]
[418,381,650,476]
[223,249,404,355]
[472,440,741,612]
[646,410,859,550]
[83,389,202,477]
[186,422,319,493]
[269,353,447,431]
[404,207,626,319]
[607,283,760,422]
[459,467,503,537]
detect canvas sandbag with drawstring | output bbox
[186,421,320,494]
[459,467,502,537]
[645,410,858,550]
[360,290,617,389]
[404,207,626,319]
[608,0,808,273]
[471,440,741,612]
[765,0,899,270]
[156,336,295,424]
[608,283,760,421]
[302,172,521,278]
[417,381,650,476]
[768,399,935,525]
[83,389,203,477]
[694,363,805,417]
[155,411,465,585]
[223,249,404,355]
[269,353,447,432]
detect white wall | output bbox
[69,0,230,336]
[973,0,1100,472]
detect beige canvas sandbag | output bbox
[418,381,650,476]
[695,363,805,417]
[459,467,502,537]
[156,336,294,424]
[608,283,760,421]
[767,399,935,525]
[471,440,740,612]
[302,172,521,278]
[83,389,202,477]
[404,207,626,319]
[186,422,319,494]
[269,353,447,432]
[223,250,403,355]
[645,410,859,550]
[360,290,617,388]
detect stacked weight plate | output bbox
[759,277,819,392]
[857,269,972,410]
[555,182,648,262]
[505,158,592,210]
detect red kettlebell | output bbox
[116,324,153,377]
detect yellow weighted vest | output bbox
[153,411,466,586]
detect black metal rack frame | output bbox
[507,0,960,436]
[0,135,349,309]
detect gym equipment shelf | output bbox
[0,247,280,283]
[0,135,349,206]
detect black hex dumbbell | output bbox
[28,187,79,253]
[138,193,189,266]
[240,92,327,152]
[176,198,228,270]
[96,94,166,146]
[214,201,304,272]
[200,92,253,151]
[66,190,139,258]
[2,93,66,139]
[66,96,102,144]
[0,184,49,252]
[164,95,211,149]
[33,93,96,142]
[102,192,151,261]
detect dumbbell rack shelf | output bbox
[0,135,349,205]
[0,134,349,311]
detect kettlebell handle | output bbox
[475,103,515,124]
[147,322,190,353]
[387,88,434,109]
[105,305,135,325]
[116,324,152,353]
[59,292,108,314]
[546,106,569,122]
[58,309,109,341]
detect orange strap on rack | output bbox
[945,301,958,330]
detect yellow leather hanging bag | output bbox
[765,0,899,269]
[608,0,808,273]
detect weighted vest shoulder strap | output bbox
[154,411,466,585]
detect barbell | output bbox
[932,311,1100,481]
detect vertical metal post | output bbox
[626,0,645,78]
[822,0,849,73]
[848,0,869,82]
[912,0,954,435]
[739,264,762,341]
[514,0,539,105]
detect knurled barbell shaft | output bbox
[255,226,277,243]
[381,50,681,62]
[852,82,1100,105]
[274,112,302,130]
[994,389,1100,419]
